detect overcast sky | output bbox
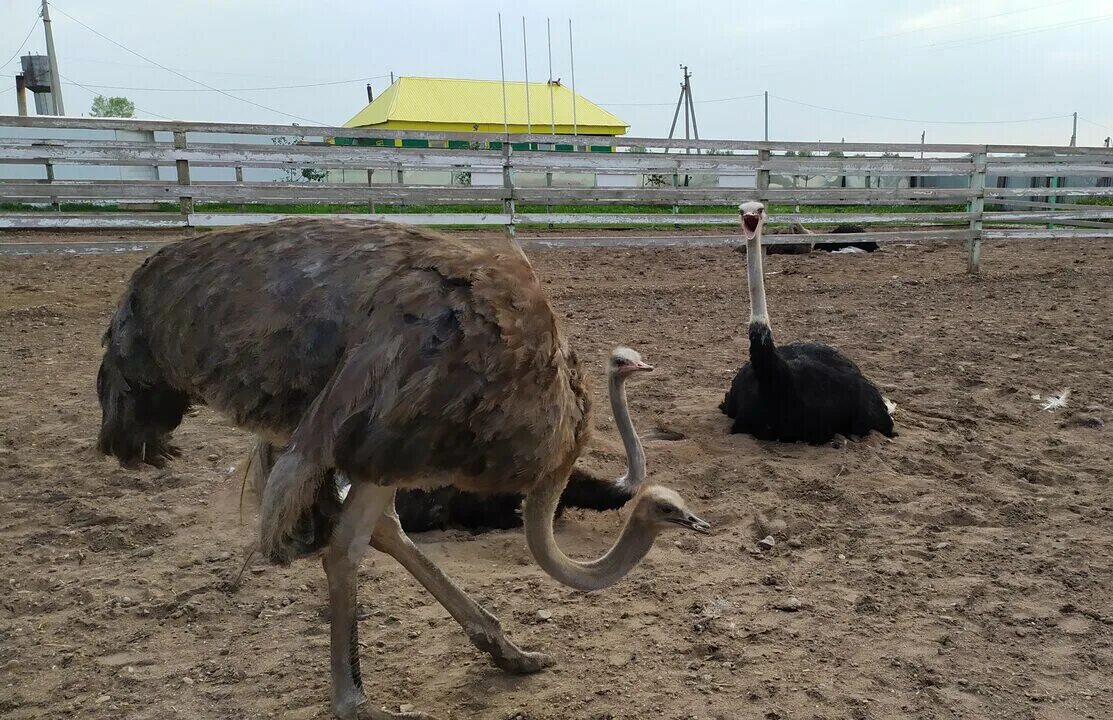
[2,0,1112,146]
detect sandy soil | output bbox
[1,233,1111,720]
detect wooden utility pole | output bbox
[41,0,65,115]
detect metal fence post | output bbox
[503,142,516,237]
[173,131,193,221]
[967,150,987,274]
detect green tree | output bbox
[90,95,135,118]
[627,144,668,187]
[271,136,328,182]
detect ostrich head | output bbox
[739,201,767,241]
[631,486,711,534]
[609,346,654,379]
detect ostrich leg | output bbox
[370,507,552,674]
[248,441,549,675]
[322,482,422,720]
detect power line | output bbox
[603,93,763,107]
[1,16,40,70]
[49,2,328,125]
[771,94,1072,126]
[913,11,1113,52]
[1078,116,1113,134]
[862,0,1075,45]
[739,3,1104,78]
[59,74,392,93]
[62,55,324,81]
[61,72,174,120]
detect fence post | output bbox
[173,131,193,221]
[757,148,771,206]
[967,150,987,274]
[44,160,59,211]
[235,165,245,213]
[503,141,516,237]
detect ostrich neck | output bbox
[524,473,656,592]
[610,373,645,491]
[747,227,770,327]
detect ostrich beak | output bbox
[672,512,711,534]
[740,212,762,241]
[618,359,654,377]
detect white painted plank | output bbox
[0,213,187,229]
[187,213,512,227]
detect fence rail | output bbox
[2,114,1113,272]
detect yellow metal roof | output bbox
[343,76,628,135]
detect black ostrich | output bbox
[255,346,655,534]
[720,202,895,444]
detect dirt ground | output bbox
[1,231,1111,720]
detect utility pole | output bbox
[764,91,769,141]
[665,66,699,186]
[366,84,374,102]
[666,65,698,144]
[1106,136,1111,148]
[1069,112,1077,147]
[15,74,29,115]
[41,0,64,115]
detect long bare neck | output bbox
[524,465,656,592]
[747,226,771,328]
[609,373,645,491]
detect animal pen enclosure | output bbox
[1,114,1112,272]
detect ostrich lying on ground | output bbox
[763,222,814,255]
[315,346,654,532]
[820,224,879,253]
[720,202,895,443]
[96,218,708,719]
[244,346,651,532]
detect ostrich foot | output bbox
[489,647,552,675]
[333,696,439,720]
[466,625,552,674]
[351,701,439,720]
[370,511,552,675]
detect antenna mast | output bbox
[546,18,556,135]
[522,17,531,134]
[498,13,509,135]
[568,19,578,138]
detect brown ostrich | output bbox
[96,218,708,719]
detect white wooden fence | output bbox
[2,115,1112,272]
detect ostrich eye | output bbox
[655,502,674,514]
